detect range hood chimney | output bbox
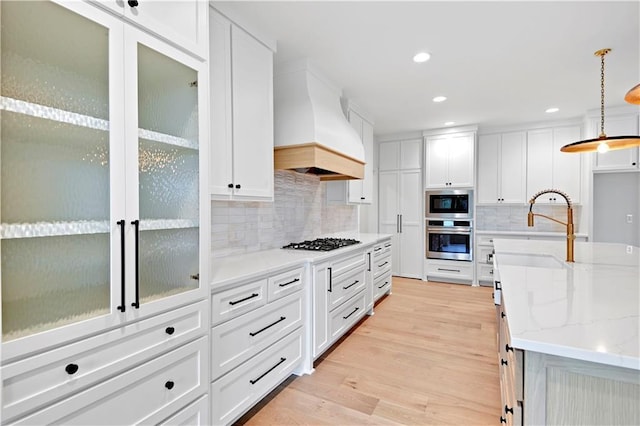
[273,60,365,180]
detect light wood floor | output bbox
[235,277,501,425]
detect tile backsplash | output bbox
[211,170,358,258]
[476,204,582,233]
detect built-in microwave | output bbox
[425,189,473,219]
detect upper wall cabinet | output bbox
[90,0,208,59]
[326,105,374,204]
[477,132,527,204]
[527,126,582,204]
[0,0,208,361]
[591,113,639,171]
[379,138,422,171]
[210,8,275,201]
[424,130,475,189]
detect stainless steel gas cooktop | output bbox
[282,238,361,251]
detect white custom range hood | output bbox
[273,60,365,180]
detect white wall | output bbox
[592,172,640,246]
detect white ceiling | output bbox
[215,1,640,136]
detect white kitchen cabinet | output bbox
[210,265,305,425]
[372,239,392,302]
[477,132,527,204]
[210,8,274,201]
[312,251,367,359]
[326,107,374,204]
[1,1,209,422]
[424,131,475,188]
[591,113,640,171]
[527,126,582,204]
[378,138,422,171]
[90,0,208,59]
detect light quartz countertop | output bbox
[210,233,393,290]
[493,238,640,370]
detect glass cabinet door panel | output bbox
[1,1,113,341]
[136,42,199,303]
[1,234,110,341]
[138,228,199,303]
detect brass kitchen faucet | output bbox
[527,189,575,262]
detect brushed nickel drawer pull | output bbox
[279,278,299,287]
[437,267,460,272]
[229,293,259,305]
[249,316,286,337]
[250,357,287,385]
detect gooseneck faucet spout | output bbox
[527,189,575,262]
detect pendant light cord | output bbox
[600,51,606,137]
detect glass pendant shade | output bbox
[560,48,640,153]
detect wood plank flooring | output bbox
[234,277,501,425]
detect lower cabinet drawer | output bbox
[211,329,303,426]
[159,394,209,426]
[426,260,473,280]
[478,263,494,282]
[373,252,391,280]
[13,337,208,425]
[330,291,366,342]
[211,292,303,380]
[2,300,207,423]
[329,266,366,311]
[373,273,392,301]
[211,279,267,326]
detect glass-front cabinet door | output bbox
[1,1,205,360]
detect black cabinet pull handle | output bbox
[190,273,199,280]
[229,293,259,305]
[279,278,299,287]
[250,357,286,385]
[378,261,389,268]
[384,243,391,248]
[228,183,233,188]
[235,184,241,189]
[501,359,508,366]
[249,316,286,336]
[378,281,388,289]
[131,219,140,309]
[360,197,365,200]
[506,344,513,352]
[505,405,513,415]
[128,0,139,7]
[165,380,174,390]
[343,307,359,319]
[495,280,502,290]
[374,247,382,252]
[500,416,506,423]
[367,252,372,271]
[165,326,175,335]
[117,220,126,312]
[65,363,79,375]
[343,280,359,290]
[328,267,332,292]
[501,311,506,318]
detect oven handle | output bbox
[427,227,472,234]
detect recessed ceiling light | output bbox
[444,121,455,126]
[546,107,559,113]
[433,96,447,103]
[413,52,431,63]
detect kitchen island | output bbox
[493,239,640,425]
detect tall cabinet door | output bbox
[124,26,206,316]
[378,171,400,275]
[1,1,125,358]
[399,170,423,279]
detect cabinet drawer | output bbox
[2,301,207,423]
[267,266,304,302]
[426,260,473,279]
[477,246,494,265]
[211,329,303,426]
[373,251,391,279]
[373,240,392,258]
[13,337,208,425]
[329,266,366,311]
[211,292,303,380]
[212,279,267,325]
[160,394,209,426]
[478,263,494,282]
[330,291,366,342]
[331,251,365,277]
[373,273,392,301]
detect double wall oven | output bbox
[425,190,473,261]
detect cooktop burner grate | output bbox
[282,237,361,251]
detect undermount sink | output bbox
[497,252,568,269]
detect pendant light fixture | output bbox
[560,48,640,153]
[625,83,640,105]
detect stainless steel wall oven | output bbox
[426,219,473,261]
[425,189,473,219]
